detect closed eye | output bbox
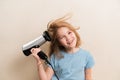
[68,31,72,35]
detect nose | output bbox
[66,35,71,42]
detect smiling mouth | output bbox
[67,39,74,45]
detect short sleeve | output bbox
[85,52,95,69]
[48,54,55,69]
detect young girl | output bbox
[30,15,95,80]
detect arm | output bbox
[31,48,54,80]
[37,62,54,80]
[85,68,93,80]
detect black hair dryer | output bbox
[22,31,51,56]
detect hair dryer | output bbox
[22,31,59,80]
[22,31,51,56]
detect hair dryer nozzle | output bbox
[43,31,51,41]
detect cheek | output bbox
[73,34,77,41]
[58,39,66,46]
[72,33,76,38]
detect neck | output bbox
[66,47,79,54]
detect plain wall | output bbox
[0,0,120,80]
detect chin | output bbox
[68,45,76,49]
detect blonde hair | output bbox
[47,15,81,57]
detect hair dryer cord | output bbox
[37,51,59,80]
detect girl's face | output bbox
[57,27,77,50]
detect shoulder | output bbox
[49,53,55,60]
[80,48,95,68]
[79,48,95,62]
[79,48,92,56]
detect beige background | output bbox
[0,0,120,80]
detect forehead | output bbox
[57,27,71,36]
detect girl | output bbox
[31,15,95,80]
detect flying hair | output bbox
[47,13,73,29]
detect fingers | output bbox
[30,48,42,62]
[30,48,41,54]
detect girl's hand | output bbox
[30,48,42,63]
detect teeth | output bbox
[68,41,72,45]
[67,38,74,45]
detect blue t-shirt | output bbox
[49,48,95,80]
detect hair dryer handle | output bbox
[37,51,51,65]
